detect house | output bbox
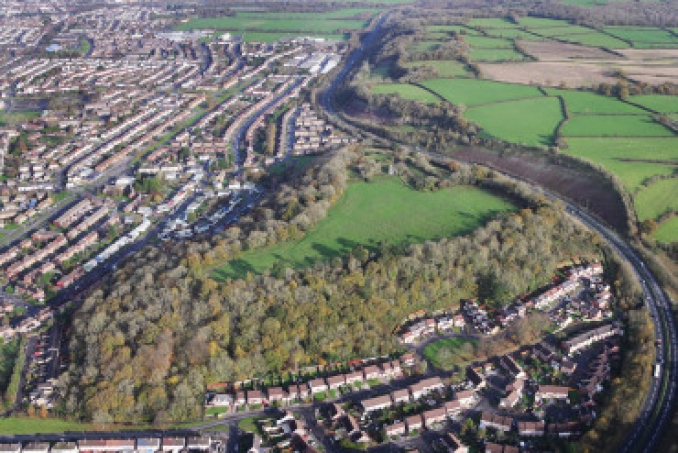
[422,407,447,427]
[499,390,521,408]
[485,443,503,453]
[561,359,577,375]
[456,389,477,409]
[186,436,211,451]
[136,439,161,453]
[361,395,393,413]
[344,370,363,386]
[308,378,327,394]
[409,377,444,399]
[517,421,545,437]
[503,446,519,453]
[234,390,247,406]
[466,367,487,389]
[444,399,462,416]
[267,387,288,404]
[442,433,467,453]
[536,385,569,401]
[392,388,411,404]
[549,421,582,438]
[562,323,623,355]
[406,414,423,432]
[480,412,513,432]
[0,445,20,453]
[247,390,264,405]
[211,393,233,407]
[50,443,77,453]
[161,437,185,453]
[363,364,384,380]
[22,443,49,453]
[327,374,345,390]
[499,355,525,379]
[385,422,407,437]
[401,353,416,367]
[295,385,310,401]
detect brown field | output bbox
[618,48,678,61]
[478,61,618,87]
[451,147,629,232]
[519,40,620,61]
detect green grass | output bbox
[561,115,675,137]
[0,111,40,127]
[558,32,630,49]
[653,216,678,243]
[0,418,96,435]
[402,60,470,77]
[544,89,646,115]
[517,17,572,28]
[428,25,481,35]
[467,18,521,29]
[464,35,514,48]
[635,179,678,221]
[604,27,678,44]
[371,83,441,103]
[564,137,678,191]
[421,78,544,106]
[238,416,268,434]
[212,178,515,280]
[423,337,478,370]
[469,47,527,62]
[175,15,367,33]
[483,28,543,40]
[526,25,595,37]
[465,97,564,147]
[412,41,441,52]
[236,10,378,20]
[628,95,678,114]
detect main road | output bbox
[318,12,677,453]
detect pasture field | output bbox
[470,47,528,62]
[212,178,516,280]
[628,95,678,113]
[464,35,514,48]
[428,25,480,35]
[544,89,646,115]
[654,217,678,243]
[467,18,520,29]
[423,337,479,370]
[234,9,378,20]
[412,41,441,52]
[635,178,678,221]
[236,32,347,43]
[0,418,96,434]
[425,31,453,41]
[0,111,40,127]
[465,97,563,147]
[517,17,571,28]
[604,27,678,45]
[564,137,678,191]
[561,115,674,137]
[484,28,544,40]
[421,78,544,106]
[175,15,367,33]
[403,60,470,77]
[371,83,440,103]
[526,25,594,37]
[559,32,631,49]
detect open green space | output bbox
[465,97,563,147]
[464,35,514,48]
[467,18,521,29]
[235,10,378,20]
[403,60,470,77]
[562,115,674,137]
[654,216,678,243]
[237,32,347,43]
[0,111,40,127]
[635,178,678,221]
[544,89,646,115]
[0,418,96,435]
[371,83,440,103]
[487,28,545,40]
[526,25,595,37]
[421,78,544,106]
[564,137,678,191]
[423,337,478,369]
[412,41,441,52]
[604,27,678,45]
[212,178,516,280]
[628,95,678,114]
[175,15,368,33]
[428,25,480,35]
[469,47,527,62]
[517,17,572,28]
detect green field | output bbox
[428,25,480,35]
[544,89,646,115]
[564,137,678,191]
[403,60,470,77]
[423,337,478,369]
[212,178,515,280]
[635,178,678,221]
[464,35,514,48]
[467,18,521,29]
[0,418,94,435]
[517,17,571,28]
[604,27,678,45]
[466,97,563,147]
[629,95,678,114]
[526,25,595,37]
[483,28,543,40]
[562,115,674,137]
[558,32,630,48]
[413,41,441,52]
[237,32,347,43]
[175,14,368,33]
[654,216,678,243]
[0,111,40,127]
[421,78,543,106]
[371,83,441,103]
[470,47,527,62]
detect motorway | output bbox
[318,12,677,453]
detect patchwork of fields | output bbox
[367,16,678,242]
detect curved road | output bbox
[319,13,677,453]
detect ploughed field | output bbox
[212,177,516,280]
[366,17,678,242]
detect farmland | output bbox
[544,89,646,115]
[371,83,440,103]
[635,179,678,222]
[629,95,678,113]
[654,217,678,243]
[212,178,516,280]
[470,47,528,62]
[402,60,470,77]
[561,115,674,137]
[420,79,543,106]
[465,97,563,146]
